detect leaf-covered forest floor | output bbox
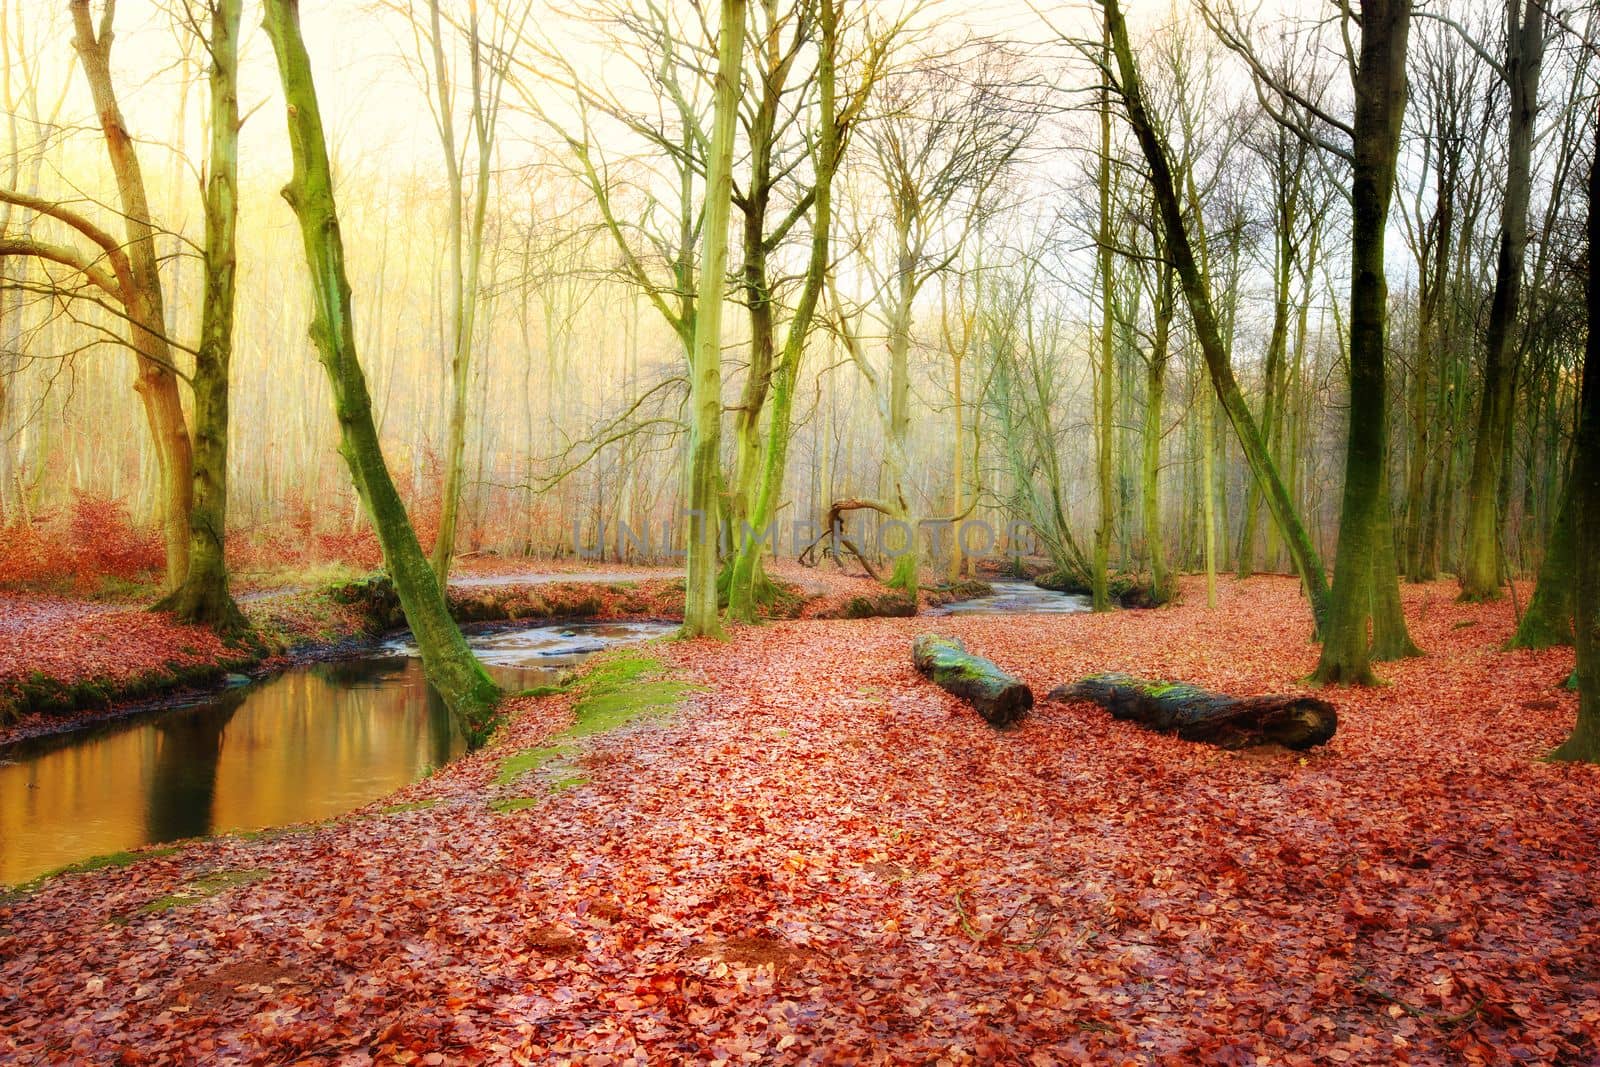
[2,574,1597,1064]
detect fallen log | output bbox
[1047,672,1336,750]
[912,634,1033,727]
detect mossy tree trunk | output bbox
[912,634,1033,727]
[1550,103,1600,764]
[1459,0,1545,602]
[263,0,500,745]
[1141,258,1174,605]
[1370,464,1421,660]
[155,0,246,636]
[1238,129,1301,579]
[1200,364,1218,608]
[1511,479,1574,649]
[884,223,920,597]
[725,1,798,623]
[682,0,747,638]
[1312,0,1413,685]
[1092,22,1116,613]
[1403,98,1458,581]
[1050,672,1337,751]
[427,0,500,587]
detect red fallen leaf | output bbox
[0,574,1595,1066]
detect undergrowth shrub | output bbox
[0,493,162,592]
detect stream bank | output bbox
[0,563,1000,736]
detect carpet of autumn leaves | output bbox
[2,575,1598,1065]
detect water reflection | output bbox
[145,691,245,843]
[0,621,671,886]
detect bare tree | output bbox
[831,40,1034,595]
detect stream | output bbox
[0,620,671,887]
[927,579,1092,615]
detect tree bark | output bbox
[724,2,785,622]
[1200,354,1218,608]
[912,634,1032,727]
[69,0,194,591]
[682,0,748,638]
[1511,476,1574,649]
[728,1,858,623]
[263,0,500,745]
[1049,672,1337,750]
[1550,102,1600,763]
[1239,135,1298,579]
[1459,0,1546,602]
[1142,260,1174,604]
[1311,0,1414,685]
[1092,19,1116,612]
[155,0,246,635]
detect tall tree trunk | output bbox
[1459,0,1545,601]
[948,339,967,582]
[879,222,920,596]
[1370,448,1421,660]
[1239,163,1295,579]
[682,0,747,637]
[1550,104,1600,763]
[1093,25,1116,612]
[724,9,781,622]
[1104,0,1329,626]
[1512,472,1575,648]
[155,0,246,635]
[263,0,500,745]
[729,0,847,623]
[1312,0,1414,685]
[1404,144,1452,580]
[1143,262,1174,604]
[1201,361,1218,608]
[69,0,193,591]
[429,0,495,584]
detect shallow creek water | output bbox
[926,579,1092,616]
[0,621,671,886]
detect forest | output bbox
[0,0,1597,1062]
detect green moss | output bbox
[376,799,439,815]
[5,652,260,723]
[496,745,571,785]
[829,593,918,619]
[568,681,690,737]
[227,824,311,843]
[488,650,695,812]
[577,652,660,692]
[134,867,270,915]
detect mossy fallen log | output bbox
[1047,672,1336,750]
[912,634,1033,727]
